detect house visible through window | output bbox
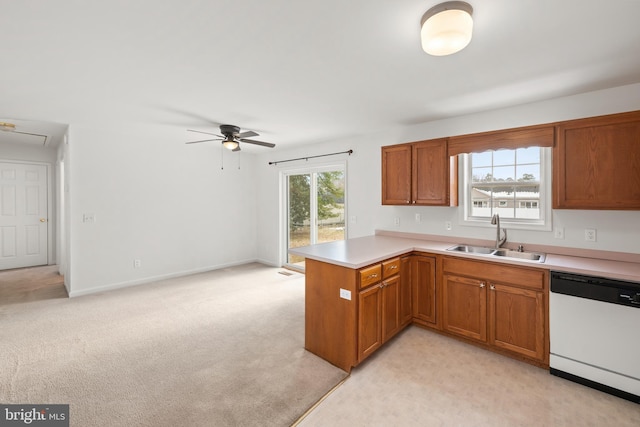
[465,147,550,228]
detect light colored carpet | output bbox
[0,263,348,426]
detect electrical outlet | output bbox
[554,227,564,239]
[134,259,142,268]
[350,215,357,224]
[82,213,96,223]
[584,228,597,242]
[339,288,351,301]
[415,213,421,223]
[445,221,452,231]
[394,217,400,226]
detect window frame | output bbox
[459,147,552,231]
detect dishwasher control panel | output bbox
[619,291,640,305]
[551,271,640,309]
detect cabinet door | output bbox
[358,284,382,362]
[381,144,412,205]
[381,275,401,342]
[412,255,436,324]
[412,139,450,205]
[399,256,413,327]
[442,274,487,342]
[488,282,545,362]
[554,111,640,209]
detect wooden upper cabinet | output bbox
[554,110,640,210]
[381,144,412,204]
[382,138,457,206]
[412,139,453,205]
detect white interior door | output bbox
[0,162,48,270]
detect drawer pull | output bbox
[367,273,379,279]
[388,265,398,270]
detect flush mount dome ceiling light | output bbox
[421,1,473,56]
[0,122,16,132]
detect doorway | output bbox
[0,161,50,270]
[283,164,346,271]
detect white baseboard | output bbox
[68,258,264,298]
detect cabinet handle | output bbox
[389,265,398,270]
[479,282,485,288]
[490,284,496,290]
[367,273,378,279]
[379,284,384,289]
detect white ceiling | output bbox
[1,0,640,150]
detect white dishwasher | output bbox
[550,271,640,403]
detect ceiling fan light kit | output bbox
[186,124,275,151]
[222,138,239,150]
[421,1,473,56]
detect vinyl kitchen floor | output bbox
[299,326,640,427]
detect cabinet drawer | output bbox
[382,258,400,279]
[359,264,382,289]
[443,257,545,290]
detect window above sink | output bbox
[459,147,552,232]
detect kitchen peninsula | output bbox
[291,231,640,372]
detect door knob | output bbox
[40,218,46,222]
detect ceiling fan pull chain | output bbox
[221,144,224,170]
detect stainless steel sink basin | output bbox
[493,249,546,262]
[446,244,496,255]
[446,244,546,263]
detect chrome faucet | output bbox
[490,214,507,248]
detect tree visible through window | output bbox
[286,169,345,269]
[468,147,542,220]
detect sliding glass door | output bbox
[284,166,346,270]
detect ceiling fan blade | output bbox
[236,130,258,138]
[187,129,223,137]
[239,138,275,148]
[185,138,222,144]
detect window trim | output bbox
[459,148,552,231]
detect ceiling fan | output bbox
[186,124,275,151]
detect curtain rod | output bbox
[268,149,353,166]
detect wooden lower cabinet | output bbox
[442,273,486,341]
[442,257,548,365]
[358,283,382,361]
[411,254,436,325]
[305,253,548,372]
[358,264,405,363]
[489,282,545,361]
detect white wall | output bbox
[256,83,640,265]
[67,124,259,296]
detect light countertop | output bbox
[290,234,640,283]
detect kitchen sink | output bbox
[446,244,546,263]
[446,244,496,255]
[493,249,546,262]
